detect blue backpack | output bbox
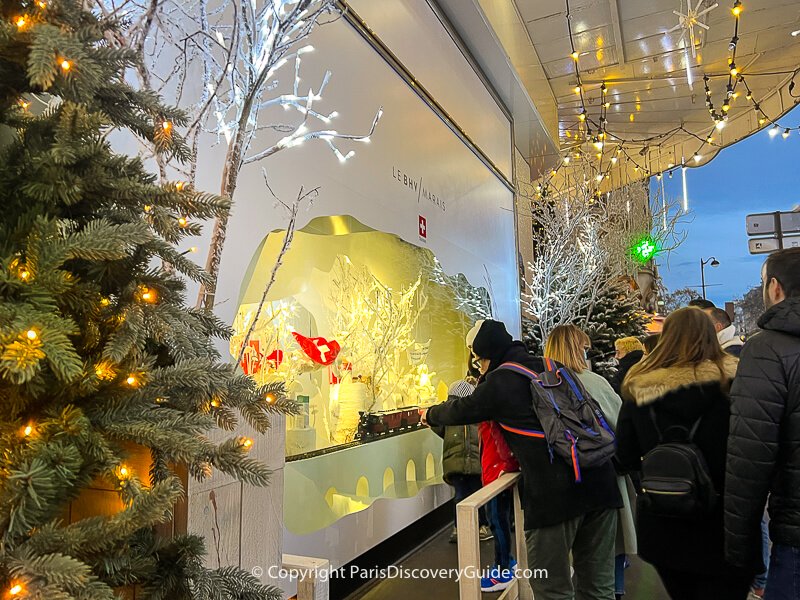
[496,358,616,482]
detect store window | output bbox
[230,215,491,458]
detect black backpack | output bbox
[496,359,616,482]
[638,406,718,519]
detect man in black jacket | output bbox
[725,247,800,599]
[421,320,621,600]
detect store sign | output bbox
[392,166,446,212]
[418,215,427,239]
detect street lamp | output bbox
[700,257,720,299]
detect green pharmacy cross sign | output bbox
[631,236,659,264]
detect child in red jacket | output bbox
[479,419,519,592]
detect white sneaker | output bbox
[479,525,494,541]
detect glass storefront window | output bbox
[231,215,491,458]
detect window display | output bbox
[230,215,491,458]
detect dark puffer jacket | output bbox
[426,342,621,530]
[432,424,481,483]
[725,296,800,568]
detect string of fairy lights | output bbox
[536,0,800,203]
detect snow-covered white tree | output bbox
[521,167,687,348]
[93,0,383,310]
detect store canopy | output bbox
[439,0,800,184]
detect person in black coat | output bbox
[616,307,753,599]
[611,337,644,395]
[421,320,621,600]
[725,248,800,599]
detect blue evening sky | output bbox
[655,105,800,307]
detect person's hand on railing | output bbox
[419,408,429,426]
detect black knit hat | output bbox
[471,320,513,361]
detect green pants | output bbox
[525,508,617,600]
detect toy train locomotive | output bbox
[354,407,424,441]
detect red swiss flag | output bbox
[419,215,427,239]
[292,332,341,366]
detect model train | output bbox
[355,407,424,441]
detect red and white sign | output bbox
[418,215,427,239]
[292,332,341,365]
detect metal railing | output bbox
[456,472,534,600]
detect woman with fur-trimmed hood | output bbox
[616,307,752,600]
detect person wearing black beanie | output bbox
[471,320,514,363]
[422,320,621,599]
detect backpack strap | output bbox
[649,405,704,443]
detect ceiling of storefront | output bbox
[462,0,800,186]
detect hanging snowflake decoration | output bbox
[667,0,719,58]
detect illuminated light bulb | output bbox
[175,181,185,191]
[118,465,130,479]
[551,169,557,176]
[706,89,712,96]
[574,85,582,95]
[18,99,30,110]
[604,102,611,109]
[26,329,37,340]
[9,583,23,596]
[611,156,618,164]
[23,425,32,436]
[15,16,26,28]
[265,393,277,404]
[782,128,790,139]
[746,91,752,100]
[100,297,110,306]
[634,165,640,172]
[759,117,766,126]
[668,162,675,168]
[126,375,137,386]
[730,65,738,77]
[578,110,587,122]
[140,287,157,303]
[177,217,187,227]
[593,138,604,150]
[706,136,713,144]
[242,438,254,449]
[189,246,198,253]
[694,153,702,163]
[732,92,740,100]
[143,204,151,212]
[162,120,172,132]
[656,173,662,180]
[18,267,30,280]
[596,174,604,182]
[629,113,635,122]
[571,51,579,60]
[596,152,602,160]
[210,398,221,408]
[732,1,742,17]
[37,1,46,7]
[769,125,780,137]
[722,102,730,112]
[715,120,726,131]
[575,151,582,159]
[60,59,71,71]
[563,156,570,164]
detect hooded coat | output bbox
[725,296,800,569]
[427,342,621,530]
[616,355,742,574]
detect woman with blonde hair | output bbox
[545,325,637,600]
[616,307,750,599]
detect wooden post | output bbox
[283,554,330,600]
[456,473,524,600]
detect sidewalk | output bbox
[348,526,670,599]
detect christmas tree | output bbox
[584,278,650,376]
[0,1,291,597]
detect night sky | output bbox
[656,105,800,307]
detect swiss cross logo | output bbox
[418,215,427,239]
